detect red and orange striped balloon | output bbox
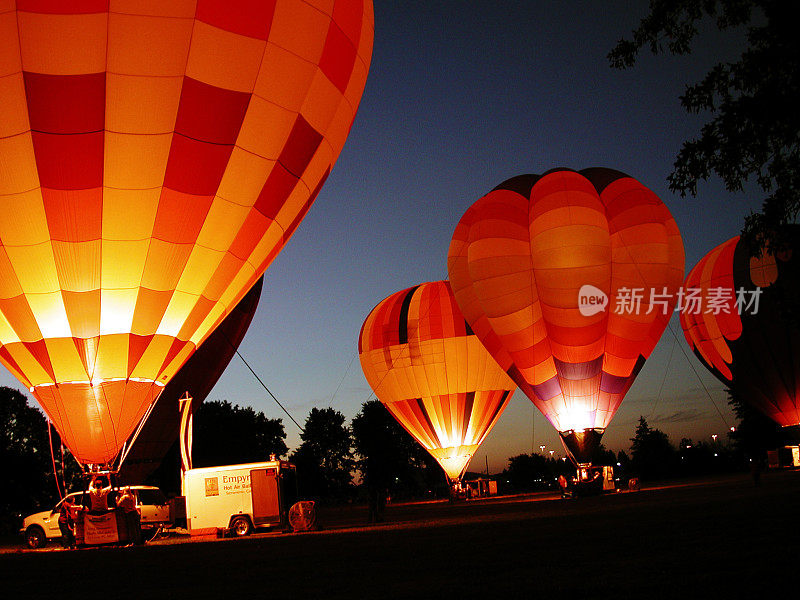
[448,169,684,464]
[359,281,516,482]
[681,231,800,427]
[0,0,373,465]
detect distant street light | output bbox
[539,445,546,454]
[549,450,554,458]
[712,434,718,442]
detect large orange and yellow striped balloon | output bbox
[0,0,373,466]
[359,281,516,482]
[448,169,684,464]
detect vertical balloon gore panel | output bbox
[359,281,516,482]
[0,1,374,466]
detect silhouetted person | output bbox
[88,477,112,513]
[58,496,76,549]
[117,487,142,545]
[558,474,570,498]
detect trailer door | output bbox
[250,468,280,527]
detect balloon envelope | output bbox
[119,276,263,484]
[0,1,373,465]
[448,168,684,463]
[680,230,800,427]
[359,281,516,481]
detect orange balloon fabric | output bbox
[359,281,516,481]
[680,232,800,427]
[448,169,684,455]
[119,275,263,484]
[0,0,373,465]
[680,237,742,383]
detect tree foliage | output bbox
[1,386,52,533]
[290,407,355,501]
[502,452,573,491]
[0,387,80,534]
[609,0,800,251]
[630,416,677,479]
[591,443,618,466]
[351,400,440,495]
[193,400,287,468]
[727,386,782,457]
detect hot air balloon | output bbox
[358,281,516,483]
[448,168,685,466]
[680,229,800,427]
[118,275,263,484]
[0,1,373,468]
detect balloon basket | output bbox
[572,466,605,497]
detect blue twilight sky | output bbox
[1,2,761,473]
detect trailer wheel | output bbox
[230,516,252,537]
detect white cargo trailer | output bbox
[183,460,297,536]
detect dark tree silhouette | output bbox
[193,400,287,468]
[1,386,52,534]
[502,452,573,491]
[0,387,80,534]
[504,453,550,490]
[727,387,782,459]
[609,0,800,252]
[351,401,439,492]
[630,416,678,480]
[591,443,618,466]
[290,407,355,501]
[351,400,443,518]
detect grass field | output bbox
[2,470,797,599]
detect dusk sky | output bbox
[1,2,762,473]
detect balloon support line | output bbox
[211,325,304,432]
[47,420,64,500]
[649,330,677,421]
[232,346,305,433]
[665,319,732,430]
[328,352,357,407]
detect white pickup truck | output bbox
[21,486,171,548]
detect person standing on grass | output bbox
[117,487,142,546]
[58,495,76,549]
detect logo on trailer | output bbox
[205,477,219,497]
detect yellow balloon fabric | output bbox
[448,169,684,443]
[0,0,373,465]
[359,281,516,482]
